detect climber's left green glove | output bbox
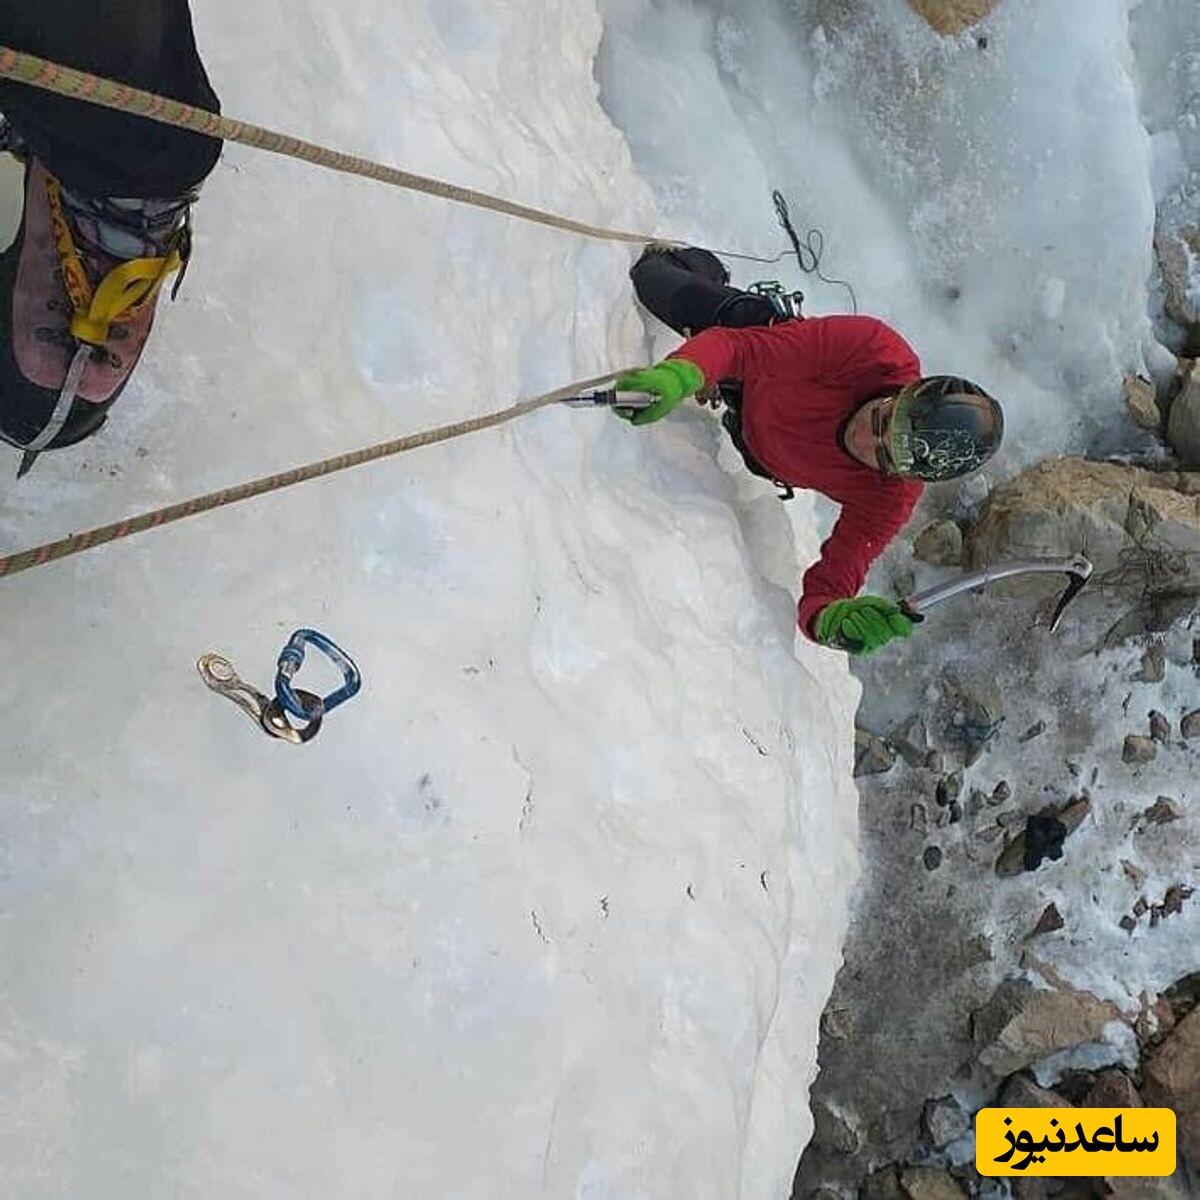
[814,595,916,655]
[613,358,706,426]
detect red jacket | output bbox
[671,316,924,639]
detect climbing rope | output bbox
[0,45,858,579]
[0,45,679,250]
[0,368,635,578]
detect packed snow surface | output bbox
[0,3,861,1198]
[0,0,1186,1196]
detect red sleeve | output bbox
[796,480,923,639]
[669,316,914,387]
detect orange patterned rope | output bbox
[0,45,680,249]
[0,370,635,578]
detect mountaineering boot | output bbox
[0,155,195,475]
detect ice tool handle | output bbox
[275,629,362,722]
[902,555,1094,633]
[560,389,655,409]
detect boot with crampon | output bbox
[0,145,195,476]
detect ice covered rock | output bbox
[913,519,964,567]
[1142,1005,1200,1165]
[1167,359,1200,465]
[970,979,1123,1075]
[966,458,1200,598]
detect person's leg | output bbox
[0,0,221,198]
[0,1,221,465]
[630,245,777,336]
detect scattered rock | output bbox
[1167,358,1200,466]
[1028,903,1064,938]
[891,714,931,769]
[1134,896,1150,917]
[995,794,1090,877]
[1194,637,1200,666]
[904,0,1003,37]
[1124,373,1162,430]
[1165,973,1200,1023]
[1149,709,1172,744]
[1136,991,1177,1044]
[898,1165,966,1200]
[1120,915,1137,934]
[971,978,1123,1076]
[1083,1068,1144,1110]
[999,1073,1073,1109]
[936,771,963,808]
[989,780,1011,806]
[1164,883,1194,916]
[948,800,963,824]
[820,1007,852,1041]
[862,1166,907,1200]
[924,749,945,774]
[923,845,943,871]
[910,802,929,833]
[1157,216,1200,326]
[812,1099,861,1155]
[913,519,964,567]
[965,789,986,818]
[1017,720,1046,744]
[1135,643,1167,683]
[1122,734,1157,764]
[1137,796,1182,828]
[921,1095,970,1149]
[1122,859,1147,889]
[855,729,896,777]
[1182,709,1200,740]
[1105,1177,1192,1200]
[1142,1004,1200,1165]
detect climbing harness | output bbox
[747,279,805,321]
[198,628,361,744]
[13,169,190,476]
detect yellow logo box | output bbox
[976,1108,1176,1177]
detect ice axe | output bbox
[560,388,656,410]
[901,554,1094,632]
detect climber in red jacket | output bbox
[621,246,1004,656]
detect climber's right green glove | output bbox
[613,358,706,426]
[814,595,916,655]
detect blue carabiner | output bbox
[275,629,362,722]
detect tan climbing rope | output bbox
[0,369,637,578]
[0,46,683,250]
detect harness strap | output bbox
[45,172,186,346]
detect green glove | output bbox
[815,595,916,655]
[613,358,705,426]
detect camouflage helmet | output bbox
[888,376,1004,482]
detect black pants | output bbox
[0,0,221,198]
[629,245,777,337]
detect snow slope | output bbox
[0,3,860,1198]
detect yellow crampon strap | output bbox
[44,171,185,347]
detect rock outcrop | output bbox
[906,0,1004,36]
[965,457,1200,599]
